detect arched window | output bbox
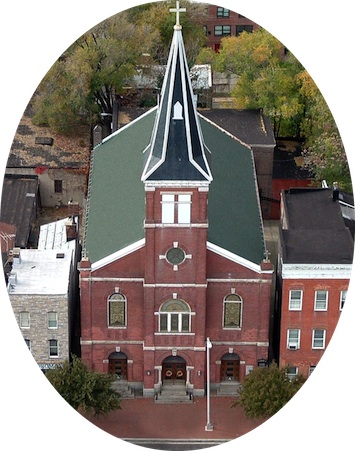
[223,294,242,328]
[108,293,127,327]
[159,299,191,333]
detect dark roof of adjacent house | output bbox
[0,175,39,248]
[84,107,265,266]
[199,109,275,147]
[281,188,354,264]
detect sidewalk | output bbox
[82,396,266,443]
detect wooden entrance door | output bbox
[108,352,128,380]
[220,353,240,381]
[162,356,186,381]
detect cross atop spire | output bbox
[170,0,186,30]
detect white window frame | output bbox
[314,290,328,311]
[49,339,59,358]
[161,193,191,224]
[312,329,326,349]
[286,366,298,380]
[340,290,347,311]
[159,299,191,333]
[289,290,303,311]
[48,311,58,329]
[287,329,300,349]
[20,311,30,329]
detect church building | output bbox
[79,4,273,398]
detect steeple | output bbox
[142,1,212,183]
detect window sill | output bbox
[155,332,195,336]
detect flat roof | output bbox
[8,240,76,295]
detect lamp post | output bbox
[205,337,213,431]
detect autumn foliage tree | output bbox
[46,355,121,417]
[211,28,350,190]
[232,362,305,418]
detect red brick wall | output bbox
[279,277,349,376]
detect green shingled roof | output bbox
[84,108,265,266]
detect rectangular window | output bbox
[49,339,59,357]
[287,329,300,349]
[217,7,230,17]
[54,179,63,194]
[214,25,231,36]
[236,25,253,36]
[20,312,30,329]
[177,194,191,223]
[340,290,347,310]
[315,290,328,311]
[48,312,58,329]
[289,290,302,310]
[161,193,191,224]
[286,366,298,380]
[160,314,168,332]
[309,365,316,376]
[312,329,326,349]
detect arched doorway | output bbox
[162,355,186,382]
[220,352,240,382]
[108,351,128,380]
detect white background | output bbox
[1,1,354,449]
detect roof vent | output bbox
[8,272,17,289]
[56,253,65,259]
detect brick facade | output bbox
[80,185,273,396]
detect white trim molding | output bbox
[282,263,352,279]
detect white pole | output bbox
[205,337,213,431]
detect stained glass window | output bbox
[223,294,242,328]
[108,293,126,327]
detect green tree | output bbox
[33,11,159,135]
[32,2,207,135]
[232,362,305,418]
[297,70,351,191]
[214,29,305,138]
[46,355,121,417]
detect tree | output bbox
[32,2,208,136]
[232,362,305,418]
[33,11,159,135]
[46,355,121,417]
[297,70,351,191]
[210,28,351,189]
[213,29,305,138]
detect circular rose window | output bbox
[166,247,185,265]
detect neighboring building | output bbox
[200,109,276,218]
[7,217,80,371]
[0,174,40,248]
[6,108,90,209]
[79,10,273,399]
[204,4,259,52]
[277,186,353,377]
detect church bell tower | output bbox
[141,1,212,396]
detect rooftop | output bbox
[9,221,76,295]
[281,188,354,264]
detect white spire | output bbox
[170,0,186,30]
